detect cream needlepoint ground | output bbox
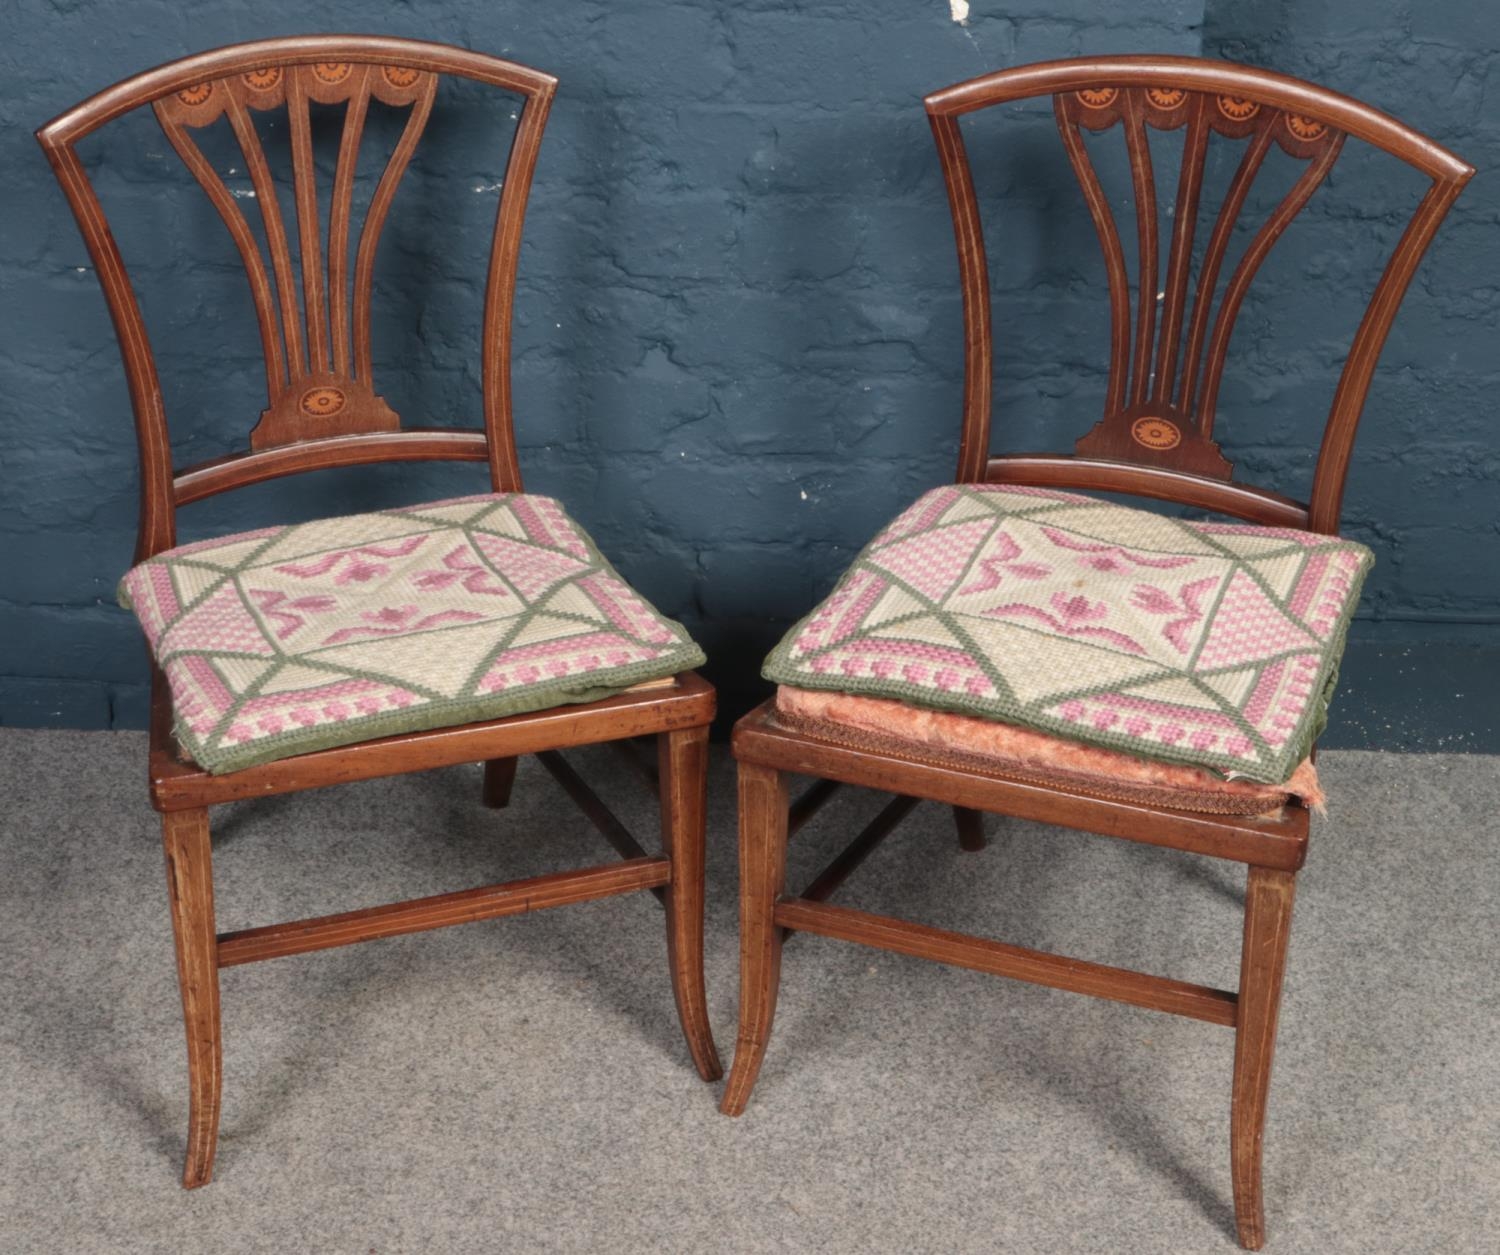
[119,493,705,773]
[765,485,1372,784]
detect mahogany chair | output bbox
[718,56,1471,1249]
[37,35,720,1187]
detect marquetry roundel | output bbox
[1146,87,1187,110]
[312,62,352,85]
[1285,113,1328,141]
[176,83,213,106]
[382,65,420,88]
[300,386,347,418]
[1217,95,1260,121]
[1131,417,1182,450]
[243,67,282,92]
[1075,87,1119,109]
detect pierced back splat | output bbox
[37,37,557,560]
[154,63,438,448]
[925,57,1471,533]
[1057,85,1344,478]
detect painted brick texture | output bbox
[1203,0,1500,642]
[0,0,1491,734]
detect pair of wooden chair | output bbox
[39,36,1469,1250]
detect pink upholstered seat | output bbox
[775,686,1322,816]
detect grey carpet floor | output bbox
[1,729,1496,1254]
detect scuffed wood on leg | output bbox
[482,756,518,808]
[954,805,986,852]
[160,808,222,1189]
[657,726,722,1081]
[1231,866,1297,1250]
[719,762,789,1115]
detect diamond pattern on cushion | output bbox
[119,493,705,774]
[763,485,1372,785]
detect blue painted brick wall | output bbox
[1203,0,1499,628]
[1201,0,1500,747]
[0,0,1492,738]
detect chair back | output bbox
[925,55,1472,533]
[38,35,556,559]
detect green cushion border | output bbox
[763,488,1372,786]
[120,496,706,775]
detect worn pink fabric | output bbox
[776,686,1323,814]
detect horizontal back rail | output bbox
[985,455,1311,529]
[172,429,488,505]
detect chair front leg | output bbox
[1231,866,1297,1250]
[657,726,722,1081]
[160,807,222,1188]
[482,757,519,808]
[719,761,789,1116]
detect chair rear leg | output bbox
[482,757,519,808]
[719,762,789,1115]
[657,726,722,1081]
[160,807,222,1188]
[953,805,986,852]
[1231,866,1297,1250]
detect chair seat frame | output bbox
[718,54,1472,1252]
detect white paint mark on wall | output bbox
[949,0,970,24]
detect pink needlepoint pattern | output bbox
[118,493,704,774]
[766,483,1371,783]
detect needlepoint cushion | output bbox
[763,484,1372,785]
[119,493,706,775]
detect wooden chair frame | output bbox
[38,34,720,1188]
[718,56,1471,1250]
